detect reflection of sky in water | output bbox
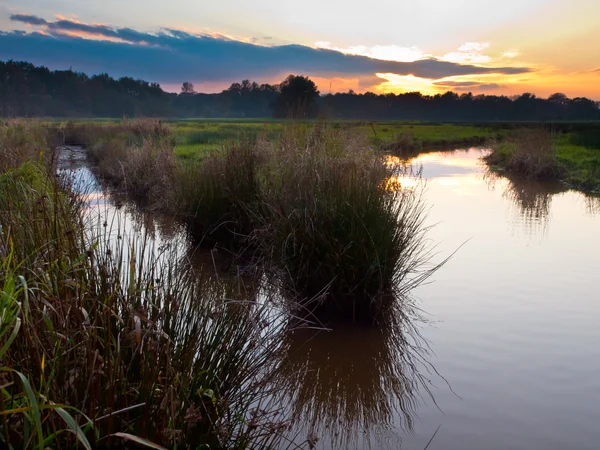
[57,146,190,280]
[399,149,600,450]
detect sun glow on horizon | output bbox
[375,73,440,95]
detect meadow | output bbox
[50,118,500,160]
[166,120,497,160]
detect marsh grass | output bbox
[85,122,439,323]
[47,121,442,324]
[485,129,563,179]
[168,140,262,248]
[252,127,435,323]
[0,120,55,172]
[0,153,302,449]
[64,120,177,204]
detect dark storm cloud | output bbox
[3,14,533,84]
[10,14,48,26]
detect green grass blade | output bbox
[17,276,29,323]
[54,406,93,450]
[0,317,20,359]
[13,370,43,450]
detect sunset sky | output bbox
[1,0,599,98]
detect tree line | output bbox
[1,60,599,121]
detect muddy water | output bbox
[59,147,600,450]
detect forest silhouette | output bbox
[1,60,599,121]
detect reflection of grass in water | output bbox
[504,176,566,225]
[483,167,567,234]
[584,195,600,215]
[279,304,439,449]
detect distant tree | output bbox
[548,92,568,106]
[272,75,320,118]
[181,81,196,95]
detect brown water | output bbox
[60,147,600,450]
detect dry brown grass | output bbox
[0,120,54,172]
[485,129,563,179]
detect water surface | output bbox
[59,147,600,450]
[387,149,600,450]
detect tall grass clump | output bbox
[167,140,262,248]
[0,120,54,172]
[75,120,176,204]
[253,127,432,323]
[485,129,563,179]
[0,130,302,448]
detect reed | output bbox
[43,121,440,323]
[167,141,262,247]
[252,127,433,323]
[0,148,300,449]
[0,120,54,172]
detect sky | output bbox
[0,0,599,98]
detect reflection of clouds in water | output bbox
[56,146,102,196]
[433,173,483,196]
[57,146,193,286]
[387,149,491,193]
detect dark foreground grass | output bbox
[485,129,600,192]
[0,136,304,448]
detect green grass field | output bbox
[485,130,600,193]
[163,120,499,160]
[555,136,600,191]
